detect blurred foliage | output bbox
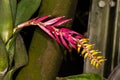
[56,74,106,80]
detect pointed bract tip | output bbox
[33,15,50,24]
[44,16,64,26]
[53,18,72,27]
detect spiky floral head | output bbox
[14,16,106,68]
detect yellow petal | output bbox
[90,59,95,65]
[77,47,81,53]
[95,63,99,68]
[93,60,96,66]
[77,44,81,53]
[81,49,86,55]
[84,53,88,59]
[98,59,105,63]
[90,50,99,55]
[97,56,104,59]
[86,44,93,49]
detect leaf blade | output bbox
[0,0,13,42]
[15,0,41,25]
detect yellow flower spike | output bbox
[78,38,105,68]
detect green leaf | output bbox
[3,69,14,80]
[14,34,28,69]
[56,74,106,80]
[0,37,8,77]
[15,0,41,25]
[10,0,17,23]
[0,0,13,42]
[3,35,28,80]
[6,38,15,67]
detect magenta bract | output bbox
[44,16,64,26]
[33,15,50,24]
[16,16,84,51]
[53,19,72,27]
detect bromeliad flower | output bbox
[14,16,106,68]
